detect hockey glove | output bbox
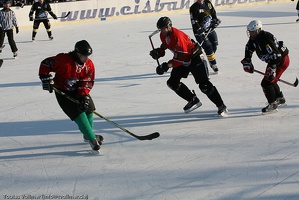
[40,74,54,93]
[211,18,221,29]
[78,95,90,112]
[52,14,58,20]
[241,58,254,73]
[16,27,19,34]
[265,64,276,82]
[156,62,169,75]
[150,48,165,60]
[29,16,33,21]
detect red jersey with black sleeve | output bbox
[160,27,196,68]
[39,53,95,96]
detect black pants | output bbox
[167,55,224,107]
[55,90,96,121]
[0,29,18,53]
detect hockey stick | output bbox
[33,11,71,20]
[149,29,161,66]
[254,69,298,87]
[52,87,160,140]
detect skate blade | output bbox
[262,109,278,115]
[219,110,228,117]
[184,102,202,114]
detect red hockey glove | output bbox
[241,58,254,73]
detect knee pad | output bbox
[167,79,180,91]
[199,81,214,96]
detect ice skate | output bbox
[211,64,219,74]
[13,51,17,58]
[262,101,278,114]
[217,104,228,116]
[183,91,202,114]
[84,134,104,145]
[276,92,286,107]
[296,18,299,22]
[89,139,100,151]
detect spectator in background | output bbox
[0,0,19,58]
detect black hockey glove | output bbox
[150,48,165,60]
[52,14,58,20]
[241,58,254,73]
[156,62,169,75]
[29,16,33,21]
[40,74,54,93]
[211,18,221,29]
[265,64,276,82]
[78,95,90,112]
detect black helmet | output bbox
[156,16,172,29]
[3,0,11,4]
[74,40,92,56]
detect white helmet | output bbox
[247,20,262,31]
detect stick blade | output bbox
[148,29,160,38]
[136,132,160,140]
[294,77,298,87]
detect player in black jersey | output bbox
[189,0,221,73]
[241,20,290,113]
[29,0,57,41]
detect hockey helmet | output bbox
[3,0,11,4]
[247,20,262,32]
[157,16,172,29]
[74,40,92,56]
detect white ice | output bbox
[0,2,299,200]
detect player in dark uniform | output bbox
[241,20,290,113]
[149,16,227,115]
[291,0,299,22]
[29,0,57,41]
[189,0,221,73]
[39,40,103,151]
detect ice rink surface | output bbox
[0,2,299,200]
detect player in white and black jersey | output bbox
[0,0,19,58]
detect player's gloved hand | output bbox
[29,16,33,21]
[156,62,169,75]
[211,18,221,29]
[16,27,19,34]
[52,14,58,20]
[241,58,254,73]
[78,95,90,112]
[150,48,165,60]
[40,74,54,93]
[265,64,276,82]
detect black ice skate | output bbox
[183,91,202,114]
[84,134,104,145]
[262,101,278,114]
[217,104,228,116]
[276,92,286,106]
[211,64,219,73]
[89,139,101,151]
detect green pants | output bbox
[74,112,95,141]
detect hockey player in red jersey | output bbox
[39,40,103,151]
[149,16,227,115]
[241,20,289,113]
